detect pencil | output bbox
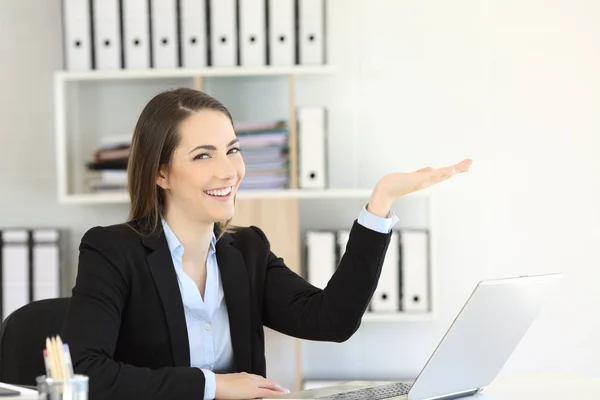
[55,336,68,380]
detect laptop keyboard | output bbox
[316,382,413,399]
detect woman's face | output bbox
[157,109,245,224]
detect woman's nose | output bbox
[215,156,236,180]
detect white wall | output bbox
[299,0,600,383]
[1,0,599,392]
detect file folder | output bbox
[297,107,327,189]
[267,0,295,65]
[239,0,266,67]
[122,0,151,69]
[209,0,238,67]
[1,230,30,321]
[401,230,430,312]
[180,0,208,68]
[150,0,179,68]
[370,231,400,312]
[305,231,336,290]
[92,0,122,70]
[32,230,61,302]
[62,0,93,70]
[298,0,325,65]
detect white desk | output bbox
[278,375,600,400]
[474,375,600,399]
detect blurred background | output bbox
[1,0,599,392]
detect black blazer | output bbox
[61,219,391,400]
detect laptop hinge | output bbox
[418,387,483,400]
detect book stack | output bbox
[235,120,289,190]
[85,134,131,193]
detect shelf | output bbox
[58,188,381,205]
[54,65,336,82]
[57,188,434,205]
[362,312,435,322]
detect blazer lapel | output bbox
[216,233,252,373]
[142,231,190,368]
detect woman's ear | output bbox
[156,165,169,190]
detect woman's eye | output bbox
[194,153,209,160]
[228,147,241,154]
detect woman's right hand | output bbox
[215,372,290,399]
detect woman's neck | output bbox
[162,206,214,262]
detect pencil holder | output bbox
[36,374,88,400]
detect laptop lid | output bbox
[407,273,563,400]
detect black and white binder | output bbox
[92,0,122,70]
[122,0,151,69]
[267,0,295,66]
[62,0,93,70]
[298,0,325,65]
[180,0,208,68]
[209,0,238,67]
[0,230,29,321]
[32,229,61,303]
[305,231,336,290]
[0,228,63,321]
[401,229,430,312]
[297,106,327,189]
[370,231,400,312]
[150,0,179,68]
[239,0,266,67]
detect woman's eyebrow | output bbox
[188,138,239,154]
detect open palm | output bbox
[377,158,472,199]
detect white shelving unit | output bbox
[53,65,437,390]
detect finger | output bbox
[256,378,288,392]
[453,158,473,173]
[256,388,290,398]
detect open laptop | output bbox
[271,273,563,400]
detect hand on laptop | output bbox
[367,158,472,217]
[215,372,290,399]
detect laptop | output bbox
[270,273,563,400]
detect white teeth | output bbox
[205,187,232,197]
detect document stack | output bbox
[0,228,64,321]
[85,134,131,193]
[303,228,431,313]
[235,121,290,190]
[61,0,327,71]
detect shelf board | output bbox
[59,188,378,205]
[362,312,435,322]
[55,65,335,82]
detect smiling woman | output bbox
[127,88,243,240]
[60,87,471,400]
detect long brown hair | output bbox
[126,87,235,239]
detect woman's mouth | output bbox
[203,186,233,200]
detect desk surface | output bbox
[275,375,600,400]
[474,375,600,399]
[3,374,599,399]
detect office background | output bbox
[1,0,599,392]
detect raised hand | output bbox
[367,158,472,217]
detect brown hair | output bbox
[126,87,235,239]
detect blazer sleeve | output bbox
[257,220,392,342]
[61,227,205,400]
